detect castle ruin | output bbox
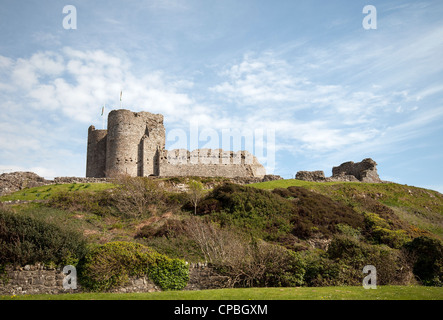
[86,109,266,178]
[295,158,382,183]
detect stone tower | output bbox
[86,126,107,178]
[86,109,165,178]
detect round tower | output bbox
[86,125,107,178]
[105,109,165,177]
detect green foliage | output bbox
[78,241,189,292]
[148,257,190,290]
[187,180,205,215]
[203,183,295,241]
[198,184,367,243]
[0,209,87,267]
[48,190,116,216]
[336,223,362,239]
[299,249,343,287]
[364,212,409,248]
[405,236,443,286]
[327,235,411,285]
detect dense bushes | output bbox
[78,241,189,291]
[405,236,443,286]
[275,186,365,239]
[0,209,87,267]
[363,212,409,248]
[200,184,366,242]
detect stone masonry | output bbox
[0,263,228,295]
[86,109,266,179]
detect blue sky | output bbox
[0,0,442,192]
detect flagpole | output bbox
[102,104,106,129]
[120,90,122,109]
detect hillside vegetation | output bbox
[1,176,443,290]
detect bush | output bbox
[327,235,413,285]
[405,236,443,286]
[280,187,365,239]
[111,175,166,218]
[364,212,409,248]
[0,209,87,267]
[78,241,189,291]
[300,250,343,287]
[183,217,305,287]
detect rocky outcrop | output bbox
[296,158,381,183]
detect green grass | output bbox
[0,183,115,202]
[2,286,443,300]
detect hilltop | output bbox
[1,172,443,292]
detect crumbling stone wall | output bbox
[296,158,381,183]
[332,158,381,183]
[295,170,326,182]
[0,172,51,196]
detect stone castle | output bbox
[86,109,266,178]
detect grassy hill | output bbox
[1,177,443,291]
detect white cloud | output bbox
[0,47,201,124]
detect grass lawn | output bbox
[2,286,443,300]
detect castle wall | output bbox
[159,149,266,178]
[86,126,107,178]
[105,109,165,177]
[86,109,266,179]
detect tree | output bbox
[111,173,164,217]
[187,180,205,215]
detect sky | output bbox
[0,0,442,192]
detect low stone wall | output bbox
[53,177,110,184]
[0,263,228,296]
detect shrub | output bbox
[78,241,189,291]
[111,175,166,218]
[405,236,443,286]
[300,249,343,287]
[273,186,365,239]
[364,212,409,248]
[327,235,413,285]
[183,217,305,287]
[0,209,87,267]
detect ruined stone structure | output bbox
[296,158,382,183]
[86,109,266,178]
[331,158,381,183]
